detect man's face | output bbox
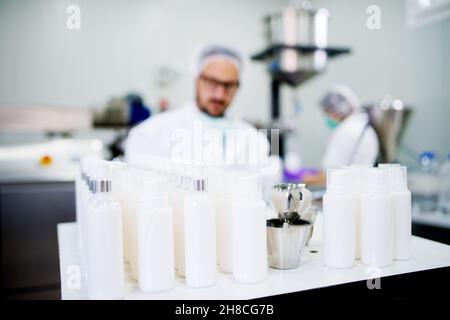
[196,58,240,117]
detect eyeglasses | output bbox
[199,74,240,93]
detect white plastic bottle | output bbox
[86,179,124,300]
[107,161,129,265]
[214,169,235,273]
[184,177,217,287]
[136,175,175,293]
[171,174,190,277]
[323,168,357,269]
[360,168,394,267]
[344,165,370,260]
[128,168,159,280]
[231,172,268,283]
[386,166,411,260]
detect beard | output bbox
[196,94,227,118]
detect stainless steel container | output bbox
[365,99,412,163]
[267,218,311,269]
[264,1,330,75]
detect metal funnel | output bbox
[365,99,412,163]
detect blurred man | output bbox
[125,45,269,166]
[303,84,379,186]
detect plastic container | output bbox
[323,168,357,269]
[86,179,124,300]
[230,172,268,283]
[136,175,175,293]
[184,177,217,287]
[386,166,411,260]
[360,168,394,267]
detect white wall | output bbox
[1,0,449,166]
[0,0,279,123]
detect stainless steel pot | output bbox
[264,1,330,75]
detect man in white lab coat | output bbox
[303,85,379,186]
[125,45,270,167]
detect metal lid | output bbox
[191,178,207,192]
[91,180,112,193]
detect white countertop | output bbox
[58,214,450,300]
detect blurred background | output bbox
[0,0,449,299]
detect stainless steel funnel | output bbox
[271,183,312,222]
[365,99,412,163]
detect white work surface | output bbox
[58,214,450,300]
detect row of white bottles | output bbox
[77,155,271,292]
[323,164,411,269]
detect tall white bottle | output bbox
[344,165,370,260]
[215,169,235,273]
[360,168,394,267]
[323,168,357,269]
[386,166,412,260]
[231,172,268,283]
[86,179,124,300]
[136,175,175,293]
[128,169,159,280]
[171,174,190,277]
[184,177,217,287]
[107,161,129,266]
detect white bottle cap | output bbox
[137,174,169,204]
[234,172,262,201]
[364,168,388,193]
[342,165,370,191]
[190,178,208,192]
[218,167,262,200]
[386,166,408,191]
[326,168,354,193]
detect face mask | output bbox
[325,116,339,130]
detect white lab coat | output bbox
[322,112,379,169]
[125,101,270,166]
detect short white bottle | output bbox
[386,166,412,260]
[136,175,175,293]
[323,168,357,269]
[231,173,268,283]
[86,179,124,300]
[184,178,217,288]
[360,168,394,267]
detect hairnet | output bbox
[320,84,360,116]
[193,44,243,78]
